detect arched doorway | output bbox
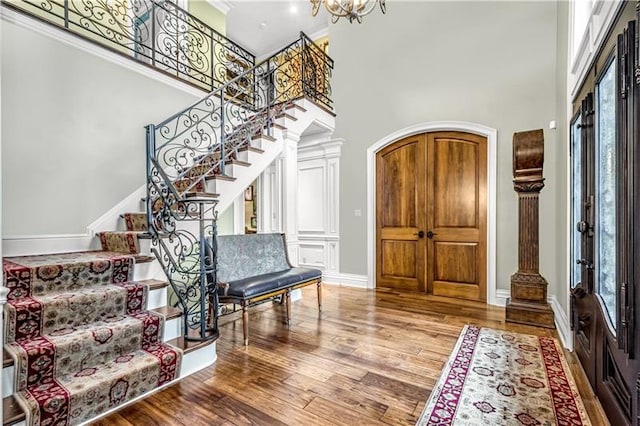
[366,122,497,303]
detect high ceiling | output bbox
[225,1,329,58]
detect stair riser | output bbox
[138,238,151,255]
[206,178,232,195]
[2,315,181,398]
[133,259,162,282]
[237,150,263,164]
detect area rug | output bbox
[417,325,591,426]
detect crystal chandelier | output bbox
[310,0,386,23]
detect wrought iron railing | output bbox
[146,32,333,341]
[3,0,255,92]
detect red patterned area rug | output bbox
[417,325,591,426]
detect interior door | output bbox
[376,131,487,301]
[376,134,427,292]
[426,132,487,301]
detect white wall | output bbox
[555,1,570,319]
[330,2,561,296]
[1,20,200,235]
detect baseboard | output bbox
[322,273,369,288]
[495,289,511,306]
[86,185,146,235]
[548,294,573,351]
[496,289,573,350]
[3,183,147,257]
[2,234,96,257]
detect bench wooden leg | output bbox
[285,291,291,328]
[242,302,249,346]
[317,281,322,312]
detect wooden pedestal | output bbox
[505,129,555,328]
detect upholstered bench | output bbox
[212,233,322,345]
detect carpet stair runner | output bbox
[3,250,183,426]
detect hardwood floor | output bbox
[91,285,608,425]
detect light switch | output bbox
[354,209,362,217]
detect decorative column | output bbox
[505,129,555,328]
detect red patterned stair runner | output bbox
[3,252,182,426]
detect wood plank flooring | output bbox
[91,285,608,425]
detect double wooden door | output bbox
[376,131,487,301]
[570,12,640,424]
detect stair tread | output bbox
[227,159,251,167]
[3,348,11,368]
[276,112,297,121]
[135,254,155,263]
[167,329,219,354]
[183,192,219,199]
[239,146,264,154]
[3,395,25,425]
[98,230,151,238]
[4,250,135,265]
[140,279,168,291]
[259,134,278,141]
[151,306,182,321]
[287,102,307,113]
[206,174,236,182]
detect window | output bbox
[570,114,582,288]
[572,0,592,60]
[595,58,617,329]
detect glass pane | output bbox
[570,115,582,288]
[596,60,617,329]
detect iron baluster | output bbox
[151,1,156,67]
[63,0,68,28]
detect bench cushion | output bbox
[216,233,291,282]
[221,267,322,299]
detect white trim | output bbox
[3,234,96,257]
[569,0,624,97]
[306,27,329,44]
[1,6,204,98]
[205,0,234,15]
[366,121,498,304]
[233,194,244,234]
[495,289,511,307]
[494,289,574,351]
[86,185,146,235]
[549,295,573,351]
[322,273,368,289]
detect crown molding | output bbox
[205,0,234,15]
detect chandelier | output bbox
[310,0,386,23]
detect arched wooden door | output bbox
[376,131,487,301]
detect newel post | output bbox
[505,129,555,328]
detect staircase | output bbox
[1,1,334,423]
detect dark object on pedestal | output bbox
[506,129,555,328]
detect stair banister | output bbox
[146,32,333,341]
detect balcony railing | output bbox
[3,0,255,92]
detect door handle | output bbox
[414,230,425,238]
[576,259,594,270]
[576,221,589,233]
[426,230,436,239]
